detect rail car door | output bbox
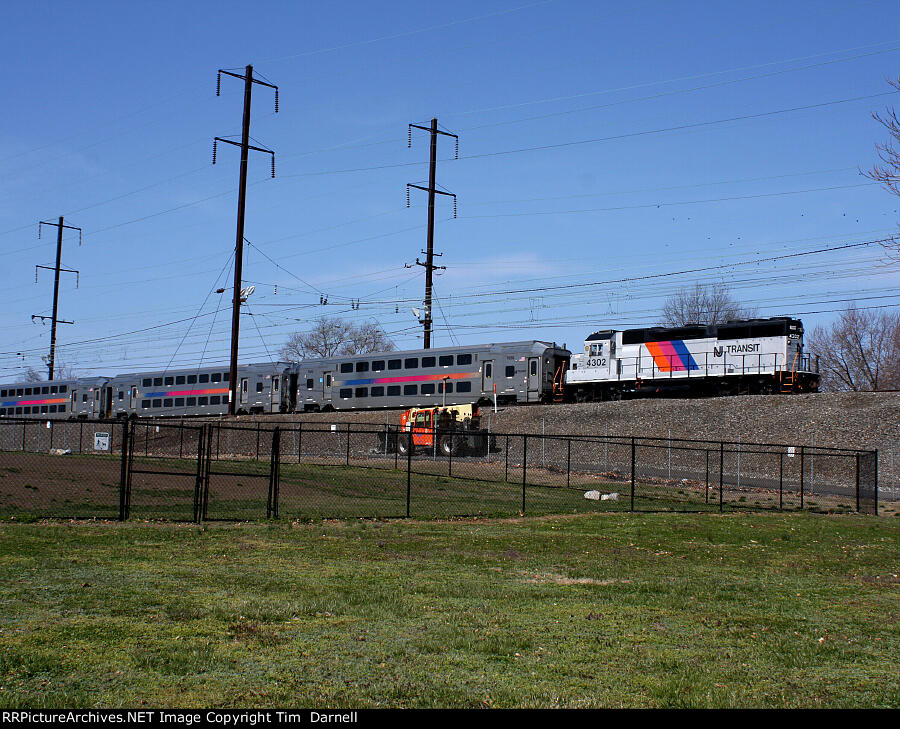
[481,360,494,395]
[322,371,333,403]
[527,358,540,401]
[271,375,281,413]
[240,377,249,405]
[129,386,138,411]
[101,387,113,418]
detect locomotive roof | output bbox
[584,316,802,343]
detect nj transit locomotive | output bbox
[0,320,818,420]
[563,317,819,401]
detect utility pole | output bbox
[407,118,458,348]
[33,217,81,380]
[213,64,278,415]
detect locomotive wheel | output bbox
[439,435,455,457]
[397,434,413,457]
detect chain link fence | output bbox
[0,417,882,521]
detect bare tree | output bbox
[661,282,756,326]
[21,362,77,381]
[806,306,900,391]
[862,78,900,261]
[279,317,394,361]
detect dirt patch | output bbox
[522,571,631,586]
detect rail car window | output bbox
[456,382,472,393]
[340,363,353,373]
[404,358,418,369]
[531,361,538,377]
[388,359,401,370]
[24,388,32,396]
[209,396,221,405]
[118,392,123,400]
[211,373,221,383]
[49,405,57,413]
[439,355,453,366]
[142,379,151,387]
[422,357,436,368]
[16,389,23,396]
[163,377,173,386]
[199,374,209,383]
[339,388,352,399]
[371,386,384,397]
[187,397,196,406]
[50,386,57,394]
[163,399,173,408]
[23,407,31,414]
[256,382,263,393]
[223,372,229,382]
[0,408,5,416]
[187,375,197,384]
[59,385,66,393]
[372,360,385,371]
[506,366,515,377]
[41,406,48,414]
[152,399,162,408]
[151,377,161,386]
[58,405,66,413]
[457,354,472,365]
[403,384,417,395]
[355,388,368,398]
[142,400,150,408]
[0,390,6,397]
[198,397,208,406]
[387,385,401,396]
[306,379,314,390]
[15,407,22,415]
[42,387,49,394]
[82,394,87,402]
[421,383,435,395]
[176,376,185,385]
[438,382,453,394]
[356,361,369,373]
[175,398,185,407]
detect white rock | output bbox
[584,490,601,501]
[601,492,619,501]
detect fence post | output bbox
[799,446,805,510]
[705,449,709,505]
[298,422,303,464]
[406,430,412,518]
[394,426,399,469]
[179,420,184,460]
[505,434,509,482]
[630,437,635,512]
[719,442,724,513]
[192,426,205,523]
[874,449,878,516]
[779,452,784,511]
[567,438,571,489]
[22,421,26,451]
[272,427,281,519]
[118,420,130,521]
[448,430,452,478]
[202,426,212,520]
[522,434,527,514]
[256,422,261,461]
[49,420,54,450]
[125,422,135,521]
[346,423,351,466]
[855,453,860,513]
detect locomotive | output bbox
[0,318,818,420]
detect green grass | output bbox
[0,511,897,708]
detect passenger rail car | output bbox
[564,317,819,400]
[292,341,570,411]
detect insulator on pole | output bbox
[78,230,83,246]
[76,272,80,289]
[274,89,279,113]
[454,138,459,159]
[270,155,276,178]
[453,197,457,218]
[408,127,412,148]
[212,139,217,165]
[406,186,410,207]
[34,267,38,283]
[216,72,221,96]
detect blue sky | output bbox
[1,0,897,379]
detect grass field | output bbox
[0,511,897,708]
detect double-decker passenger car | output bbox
[291,341,570,411]
[564,317,818,400]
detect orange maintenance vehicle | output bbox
[384,404,497,457]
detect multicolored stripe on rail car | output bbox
[336,371,477,387]
[1,397,68,408]
[143,387,230,398]
[645,341,699,372]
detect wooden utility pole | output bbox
[214,64,278,415]
[33,217,81,380]
[407,118,458,348]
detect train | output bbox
[0,317,818,420]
